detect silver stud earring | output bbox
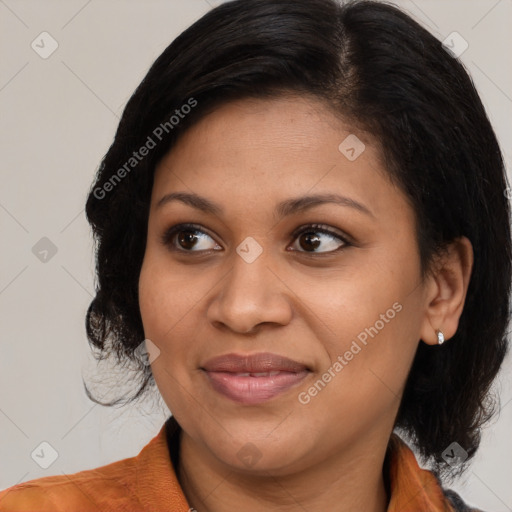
[436,329,445,345]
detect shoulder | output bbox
[387,433,487,512]
[0,420,180,512]
[0,453,141,511]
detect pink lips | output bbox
[201,352,310,405]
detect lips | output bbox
[201,352,311,404]
[202,352,309,373]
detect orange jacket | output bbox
[0,416,477,511]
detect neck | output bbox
[177,430,390,512]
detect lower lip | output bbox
[203,370,310,405]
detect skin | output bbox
[138,95,473,511]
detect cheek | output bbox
[138,256,202,414]
[289,258,414,348]
[139,251,197,333]
[138,258,168,337]
[138,253,217,375]
[290,255,422,395]
[139,255,186,357]
[294,278,421,437]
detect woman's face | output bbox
[139,95,433,474]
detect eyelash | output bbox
[160,222,352,256]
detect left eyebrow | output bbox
[155,191,375,219]
[274,193,375,220]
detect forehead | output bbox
[151,95,403,220]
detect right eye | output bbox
[160,223,223,253]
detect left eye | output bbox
[289,224,349,254]
[160,223,349,254]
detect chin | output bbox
[200,420,315,475]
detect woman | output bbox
[1,0,509,510]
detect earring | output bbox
[436,329,445,345]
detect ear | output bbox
[419,236,474,345]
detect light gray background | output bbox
[1,0,511,510]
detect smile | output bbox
[200,352,311,404]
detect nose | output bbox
[206,247,293,334]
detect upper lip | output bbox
[201,352,309,373]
